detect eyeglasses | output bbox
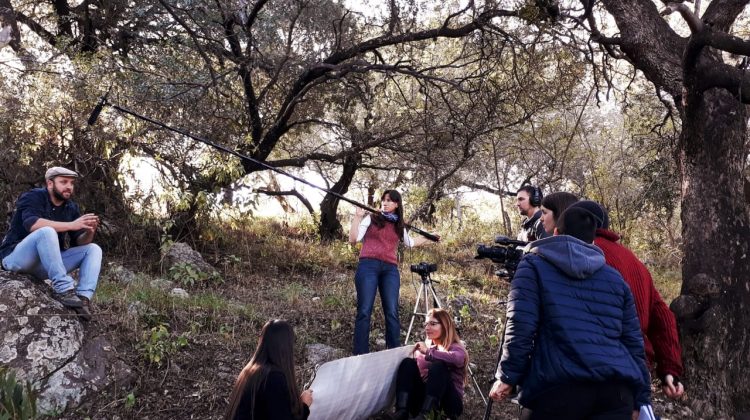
[423,321,441,327]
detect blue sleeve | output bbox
[621,284,651,408]
[496,256,540,385]
[17,191,45,232]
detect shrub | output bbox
[0,366,36,420]
[141,323,189,367]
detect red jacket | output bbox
[594,228,683,379]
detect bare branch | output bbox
[256,188,315,215]
[158,0,218,86]
[661,2,703,33]
[702,0,750,32]
[694,64,750,103]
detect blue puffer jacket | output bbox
[496,235,650,408]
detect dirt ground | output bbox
[59,257,693,419]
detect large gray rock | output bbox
[107,264,136,284]
[305,343,344,366]
[163,242,218,276]
[0,273,133,415]
[37,336,133,414]
[0,277,83,382]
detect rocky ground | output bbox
[3,227,696,419]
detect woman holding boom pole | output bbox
[349,189,435,355]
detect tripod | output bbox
[482,300,509,420]
[403,269,488,406]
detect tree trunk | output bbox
[319,155,360,242]
[671,88,750,417]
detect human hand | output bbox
[301,389,313,406]
[72,214,99,232]
[414,342,428,355]
[489,380,512,402]
[632,410,639,420]
[354,207,367,218]
[662,374,684,399]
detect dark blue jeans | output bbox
[353,258,401,354]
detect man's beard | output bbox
[52,186,71,202]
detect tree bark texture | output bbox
[319,155,360,242]
[597,0,750,415]
[671,88,750,417]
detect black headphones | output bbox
[529,186,543,207]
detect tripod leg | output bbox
[404,283,425,345]
[427,282,443,309]
[468,363,488,406]
[483,311,509,420]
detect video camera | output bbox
[410,261,437,275]
[475,235,529,278]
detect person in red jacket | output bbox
[569,200,685,399]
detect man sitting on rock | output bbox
[0,167,102,321]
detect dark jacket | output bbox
[231,370,309,420]
[496,235,650,408]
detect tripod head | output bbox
[410,261,438,283]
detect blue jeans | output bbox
[2,226,102,299]
[353,258,401,354]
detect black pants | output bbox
[396,358,463,418]
[519,382,634,420]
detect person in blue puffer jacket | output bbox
[489,206,650,420]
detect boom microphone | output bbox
[94,98,441,241]
[87,89,111,126]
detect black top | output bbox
[231,370,310,420]
[0,188,84,259]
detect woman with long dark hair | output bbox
[349,189,434,355]
[539,192,578,235]
[226,320,313,420]
[394,308,468,420]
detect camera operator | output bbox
[489,206,650,419]
[349,190,436,355]
[515,185,548,242]
[569,201,685,401]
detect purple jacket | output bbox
[415,342,467,397]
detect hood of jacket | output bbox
[528,235,605,279]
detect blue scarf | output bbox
[381,211,399,223]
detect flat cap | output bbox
[45,167,79,180]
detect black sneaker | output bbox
[52,290,84,308]
[74,296,92,322]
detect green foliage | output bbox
[168,263,222,288]
[459,304,472,323]
[0,367,37,420]
[124,392,136,410]
[159,221,175,256]
[141,323,189,367]
[323,295,345,309]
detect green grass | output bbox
[82,213,685,419]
